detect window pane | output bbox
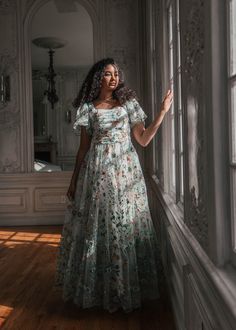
[180,154,184,198]
[179,110,184,199]
[171,150,176,190]
[231,80,236,162]
[177,71,182,110]
[229,0,236,76]
[179,110,183,152]
[168,4,176,194]
[231,168,236,251]
[168,5,173,41]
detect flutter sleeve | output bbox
[126,99,147,128]
[73,103,92,136]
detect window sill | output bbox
[149,174,184,225]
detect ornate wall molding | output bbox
[0,159,20,172]
[0,54,19,113]
[0,111,20,129]
[105,0,138,90]
[180,0,208,251]
[182,0,204,88]
[0,6,17,55]
[0,1,21,173]
[0,0,15,11]
[147,174,236,330]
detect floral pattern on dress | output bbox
[55,99,161,313]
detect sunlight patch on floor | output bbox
[0,304,13,327]
[0,229,61,247]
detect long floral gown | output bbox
[54,99,161,313]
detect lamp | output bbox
[44,49,58,109]
[32,37,67,109]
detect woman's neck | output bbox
[98,91,113,102]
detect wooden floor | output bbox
[0,226,176,330]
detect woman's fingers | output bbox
[163,90,173,101]
[168,90,173,98]
[161,90,173,113]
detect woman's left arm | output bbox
[132,90,173,147]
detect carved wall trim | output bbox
[0,172,70,224]
[0,188,29,213]
[34,187,67,212]
[0,55,19,113]
[180,0,208,251]
[147,175,236,330]
[0,160,20,173]
[0,0,15,12]
[0,126,21,172]
[183,266,216,330]
[105,0,137,87]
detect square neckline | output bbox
[90,102,122,111]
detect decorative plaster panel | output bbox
[184,266,217,329]
[0,2,21,173]
[0,64,19,114]
[148,175,236,330]
[105,0,138,90]
[180,0,208,251]
[0,127,21,172]
[34,187,67,212]
[0,0,15,11]
[0,188,28,213]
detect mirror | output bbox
[31,0,93,172]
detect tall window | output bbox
[166,0,184,205]
[176,0,184,202]
[167,3,176,197]
[228,0,236,252]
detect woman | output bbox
[55,58,173,313]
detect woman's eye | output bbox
[104,72,119,77]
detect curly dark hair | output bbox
[72,58,137,108]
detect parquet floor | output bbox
[0,226,176,330]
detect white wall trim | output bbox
[148,175,236,330]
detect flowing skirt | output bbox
[54,141,161,313]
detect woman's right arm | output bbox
[67,127,91,200]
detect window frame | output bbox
[164,0,184,207]
[227,0,236,261]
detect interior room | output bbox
[0,0,235,329]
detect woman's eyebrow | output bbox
[104,70,118,74]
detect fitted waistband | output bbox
[91,131,130,145]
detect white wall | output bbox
[0,0,142,225]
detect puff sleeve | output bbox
[73,103,92,136]
[126,99,147,128]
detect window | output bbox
[176,0,184,202]
[165,0,184,205]
[167,3,176,197]
[151,0,164,183]
[228,0,236,252]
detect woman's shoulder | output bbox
[79,102,90,109]
[77,102,93,113]
[124,98,141,110]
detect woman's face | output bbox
[101,64,119,92]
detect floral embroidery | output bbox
[55,99,161,313]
